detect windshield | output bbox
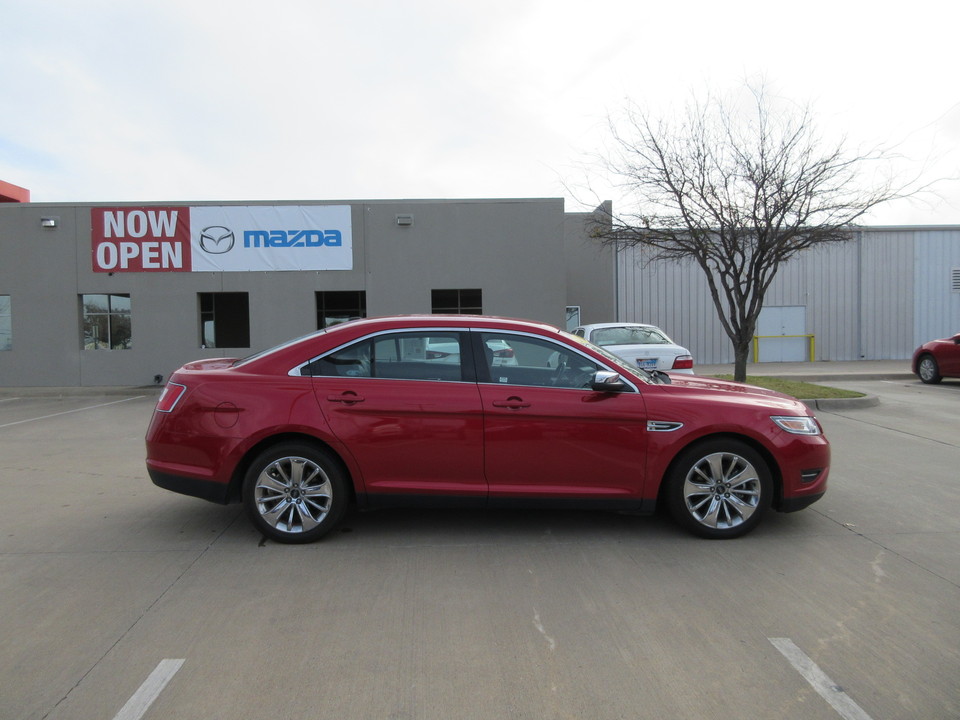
[591,326,671,346]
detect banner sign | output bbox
[91,205,353,272]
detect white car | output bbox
[573,323,694,374]
[425,338,518,366]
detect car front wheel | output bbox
[917,354,942,384]
[666,440,772,539]
[243,442,349,543]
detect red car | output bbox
[912,333,960,384]
[146,316,829,542]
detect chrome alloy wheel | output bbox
[253,455,333,535]
[682,451,762,530]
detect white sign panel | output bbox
[189,205,353,272]
[91,205,353,272]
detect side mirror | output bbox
[591,371,626,392]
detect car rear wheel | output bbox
[243,442,348,543]
[917,354,942,384]
[666,440,772,539]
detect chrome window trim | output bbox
[290,325,642,393]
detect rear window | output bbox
[232,329,329,367]
[591,326,670,346]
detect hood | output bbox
[667,373,792,401]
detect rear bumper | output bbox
[778,491,825,513]
[148,467,232,505]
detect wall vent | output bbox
[952,267,960,293]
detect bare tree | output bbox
[590,86,911,382]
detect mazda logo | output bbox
[199,226,235,254]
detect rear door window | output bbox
[302,331,468,382]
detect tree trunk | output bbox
[733,341,751,383]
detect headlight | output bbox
[771,415,822,435]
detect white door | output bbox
[757,306,807,362]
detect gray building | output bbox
[616,227,960,364]
[2,187,957,387]
[0,197,615,387]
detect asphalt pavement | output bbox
[2,379,958,719]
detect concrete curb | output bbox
[801,395,881,410]
[793,372,911,410]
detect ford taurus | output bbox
[146,315,829,542]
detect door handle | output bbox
[492,397,530,409]
[327,392,365,405]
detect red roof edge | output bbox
[0,180,30,203]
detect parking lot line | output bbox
[0,396,145,428]
[769,638,873,720]
[112,659,185,720]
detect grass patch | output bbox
[712,375,866,400]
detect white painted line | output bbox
[0,396,145,428]
[769,638,874,720]
[112,659,185,720]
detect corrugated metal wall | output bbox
[859,230,915,359]
[616,250,731,364]
[616,228,960,364]
[914,229,960,346]
[795,241,859,360]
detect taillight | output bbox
[671,355,694,370]
[493,348,514,358]
[156,382,187,413]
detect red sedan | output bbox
[146,315,829,542]
[912,333,960,384]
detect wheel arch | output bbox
[227,432,356,505]
[655,432,785,511]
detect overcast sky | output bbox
[3,0,959,225]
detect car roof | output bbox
[236,314,568,369]
[577,322,658,331]
[330,314,564,334]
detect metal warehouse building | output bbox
[616,227,960,364]
[0,195,615,387]
[0,183,957,387]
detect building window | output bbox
[317,291,366,328]
[565,305,581,331]
[199,292,250,348]
[0,295,11,351]
[431,288,482,314]
[82,294,132,350]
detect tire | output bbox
[242,442,349,543]
[666,439,772,539]
[917,354,942,384]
